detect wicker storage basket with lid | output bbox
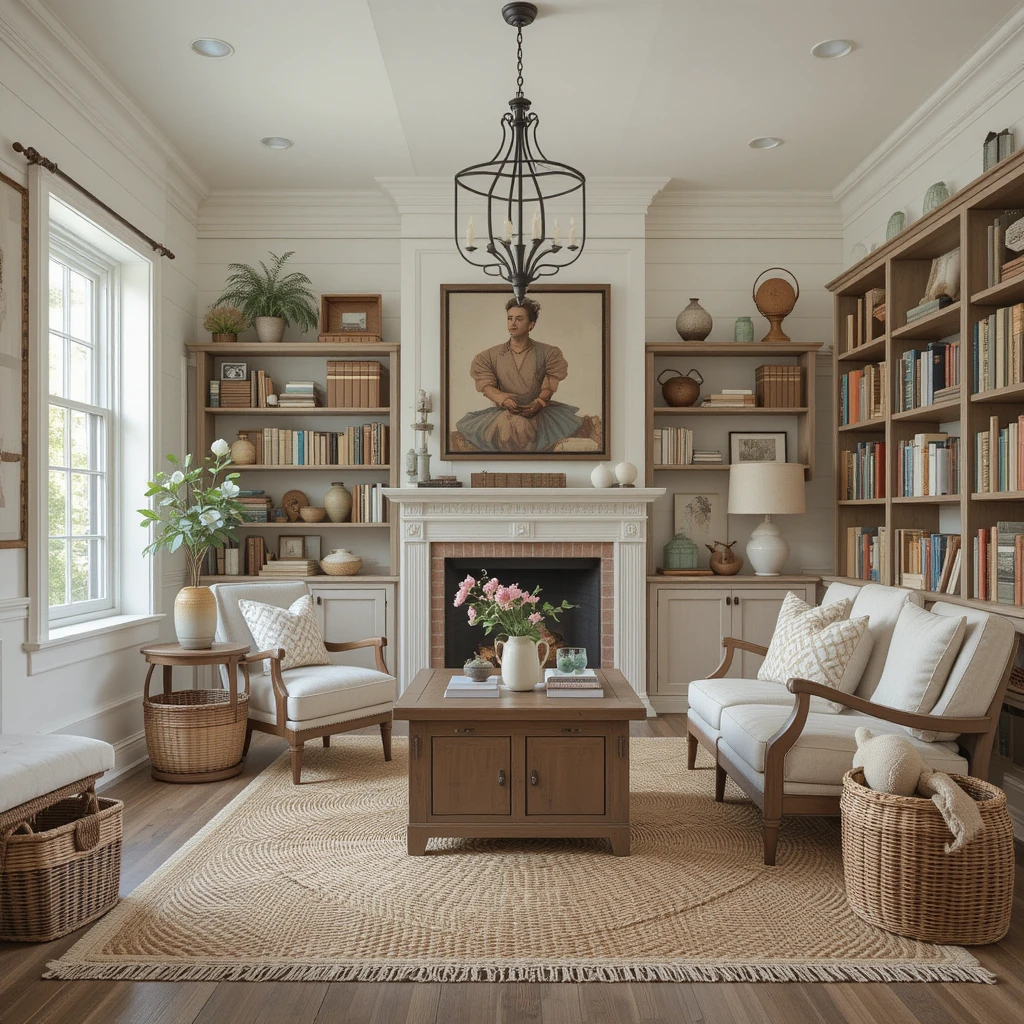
[841,768,1014,945]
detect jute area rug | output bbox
[47,737,993,984]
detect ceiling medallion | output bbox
[454,2,586,303]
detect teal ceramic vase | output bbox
[885,211,905,241]
[734,316,754,343]
[663,531,698,570]
[923,182,949,213]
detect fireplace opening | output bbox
[444,557,602,668]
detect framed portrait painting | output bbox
[0,170,28,549]
[441,283,610,460]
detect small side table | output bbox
[140,642,250,783]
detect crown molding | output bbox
[2,0,209,211]
[646,190,841,238]
[833,7,1024,226]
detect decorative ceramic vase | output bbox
[229,432,256,466]
[850,242,868,264]
[708,540,743,576]
[675,298,713,341]
[173,586,217,651]
[733,316,754,343]
[463,657,493,682]
[323,481,353,522]
[614,461,638,487]
[211,333,237,344]
[590,464,615,488]
[320,548,362,576]
[299,506,326,523]
[885,211,905,241]
[254,316,286,343]
[495,635,550,691]
[658,368,703,407]
[923,181,949,214]
[663,531,698,570]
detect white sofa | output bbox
[686,582,1018,864]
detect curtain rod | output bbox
[12,142,175,260]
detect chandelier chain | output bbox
[516,28,524,96]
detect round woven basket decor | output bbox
[45,738,994,984]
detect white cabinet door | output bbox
[730,587,794,677]
[310,587,389,672]
[655,591,731,695]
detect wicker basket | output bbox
[841,769,1014,944]
[144,687,248,776]
[0,793,122,942]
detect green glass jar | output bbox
[663,531,698,570]
[734,316,754,343]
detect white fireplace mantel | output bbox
[383,488,663,710]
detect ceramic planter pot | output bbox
[230,433,256,465]
[675,298,713,341]
[174,586,217,650]
[495,635,550,691]
[211,333,237,344]
[320,548,362,576]
[323,481,353,522]
[254,316,286,343]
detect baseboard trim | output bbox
[650,696,689,715]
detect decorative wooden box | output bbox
[318,294,383,343]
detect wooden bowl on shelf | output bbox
[299,506,327,523]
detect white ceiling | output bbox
[39,0,1022,193]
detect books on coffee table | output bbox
[544,668,602,698]
[444,675,500,698]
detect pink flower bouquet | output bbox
[454,571,576,642]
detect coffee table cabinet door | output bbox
[431,736,512,817]
[526,737,606,816]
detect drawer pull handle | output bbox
[561,727,582,733]
[498,770,506,787]
[453,727,476,733]
[530,770,539,786]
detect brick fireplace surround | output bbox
[383,488,663,711]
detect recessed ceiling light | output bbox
[260,137,294,150]
[191,38,233,58]
[811,39,853,59]
[748,137,782,150]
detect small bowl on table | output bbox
[299,506,327,523]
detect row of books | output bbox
[277,381,317,409]
[651,428,722,466]
[840,441,885,500]
[327,360,386,407]
[974,415,1024,493]
[897,342,960,412]
[839,362,886,425]
[904,295,953,324]
[985,209,1023,288]
[897,433,960,497]
[351,483,389,523]
[896,531,961,594]
[975,522,1024,604]
[846,526,884,582]
[971,304,1024,394]
[211,370,279,409]
[236,424,389,466]
[843,287,885,352]
[754,365,803,408]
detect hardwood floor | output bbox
[2,714,1022,1024]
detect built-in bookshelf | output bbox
[188,341,400,579]
[828,146,1024,619]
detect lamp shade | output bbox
[728,462,806,515]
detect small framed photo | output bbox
[221,362,248,381]
[303,535,322,561]
[279,535,305,560]
[729,431,787,465]
[341,311,367,332]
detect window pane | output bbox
[70,539,90,603]
[48,405,68,467]
[48,539,67,608]
[48,470,67,536]
[49,260,64,331]
[49,334,66,398]
[91,540,105,601]
[69,343,93,403]
[70,472,92,536]
[69,271,91,341]
[69,411,94,470]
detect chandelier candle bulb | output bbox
[553,220,560,245]
[466,218,474,247]
[569,217,577,246]
[531,210,541,240]
[504,219,514,242]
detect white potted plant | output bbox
[138,441,246,649]
[211,250,319,343]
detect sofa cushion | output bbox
[688,678,794,730]
[249,663,396,723]
[0,734,115,814]
[850,584,925,699]
[757,593,872,711]
[870,603,966,726]
[239,594,331,675]
[718,705,967,786]
[914,602,1017,741]
[821,581,861,610]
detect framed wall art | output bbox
[278,536,305,560]
[0,170,28,549]
[729,431,787,465]
[221,362,248,380]
[673,493,726,569]
[441,283,610,460]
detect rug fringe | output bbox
[43,959,997,984]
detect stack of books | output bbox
[975,414,1024,492]
[690,450,723,465]
[351,483,389,523]
[846,526,884,582]
[985,209,1024,286]
[840,362,886,424]
[278,381,317,409]
[755,365,803,407]
[259,559,320,579]
[896,530,961,593]
[898,343,959,411]
[544,668,602,698]
[219,380,253,409]
[1001,252,1024,282]
[841,440,885,500]
[237,495,273,522]
[905,295,953,324]
[897,432,959,497]
[327,360,386,407]
[444,674,500,698]
[209,380,220,407]
[972,304,1024,393]
[700,390,755,409]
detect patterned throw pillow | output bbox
[238,594,331,675]
[757,592,872,713]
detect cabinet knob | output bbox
[530,770,539,786]
[734,596,740,606]
[316,595,322,605]
[726,596,732,606]
[498,769,506,787]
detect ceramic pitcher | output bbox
[495,635,550,691]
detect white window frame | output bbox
[46,233,119,624]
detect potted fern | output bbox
[212,250,319,343]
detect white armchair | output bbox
[210,582,396,783]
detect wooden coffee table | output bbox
[393,668,646,856]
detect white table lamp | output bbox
[728,463,806,576]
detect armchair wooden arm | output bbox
[240,648,288,725]
[706,637,770,679]
[324,636,389,674]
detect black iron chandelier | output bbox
[454,2,586,303]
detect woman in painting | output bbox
[455,297,584,452]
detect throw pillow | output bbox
[870,603,966,728]
[758,592,873,712]
[238,594,331,675]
